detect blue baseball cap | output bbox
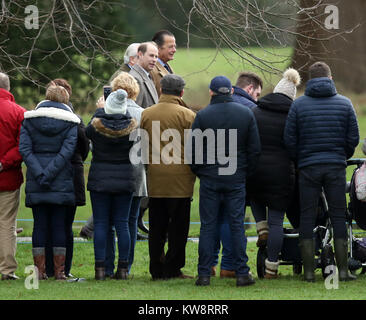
[209,76,232,95]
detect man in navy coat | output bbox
[284,61,359,282]
[188,76,261,287]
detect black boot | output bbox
[333,238,357,281]
[195,276,210,286]
[114,260,128,280]
[299,239,315,282]
[95,260,105,280]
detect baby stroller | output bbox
[345,158,366,275]
[257,190,336,279]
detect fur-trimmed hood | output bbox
[23,100,80,136]
[90,108,137,139]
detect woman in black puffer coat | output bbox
[86,89,137,281]
[247,68,300,279]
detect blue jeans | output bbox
[198,179,249,277]
[32,204,68,248]
[299,164,347,240]
[105,197,141,275]
[212,211,237,271]
[90,191,133,264]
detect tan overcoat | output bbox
[140,94,196,198]
[150,61,173,97]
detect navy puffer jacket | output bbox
[284,77,359,168]
[19,100,80,207]
[86,108,138,194]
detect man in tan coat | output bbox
[140,74,196,280]
[150,30,176,97]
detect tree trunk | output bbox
[291,0,366,93]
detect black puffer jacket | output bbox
[86,108,138,194]
[247,93,295,211]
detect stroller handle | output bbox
[347,158,366,167]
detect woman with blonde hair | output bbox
[89,72,147,278]
[19,84,80,280]
[247,68,301,279]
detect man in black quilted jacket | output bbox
[284,61,359,282]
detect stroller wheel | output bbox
[321,243,336,279]
[256,247,268,279]
[293,264,302,275]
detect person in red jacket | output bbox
[0,72,26,280]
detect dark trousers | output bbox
[251,201,285,262]
[148,197,191,279]
[198,179,249,277]
[299,164,348,240]
[45,206,76,277]
[32,204,68,248]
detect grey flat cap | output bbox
[160,74,185,94]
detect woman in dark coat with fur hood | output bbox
[247,68,300,279]
[19,85,80,280]
[86,89,137,281]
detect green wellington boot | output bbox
[333,238,357,281]
[299,239,316,282]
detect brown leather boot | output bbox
[211,266,216,276]
[220,269,236,278]
[114,261,128,280]
[53,247,67,280]
[95,260,105,280]
[32,248,48,280]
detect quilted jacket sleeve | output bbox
[345,104,360,159]
[246,112,261,177]
[284,102,298,162]
[19,123,44,180]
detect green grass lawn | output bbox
[2,241,366,300]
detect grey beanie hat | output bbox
[105,89,128,114]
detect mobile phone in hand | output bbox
[103,86,112,100]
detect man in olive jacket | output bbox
[140,74,196,280]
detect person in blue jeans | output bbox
[211,72,263,278]
[86,89,138,280]
[284,61,359,282]
[89,72,148,277]
[188,76,261,287]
